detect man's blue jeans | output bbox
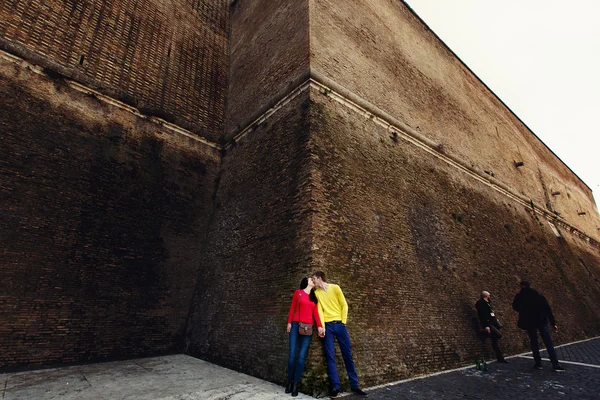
[323,321,359,390]
[288,322,313,382]
[527,323,559,367]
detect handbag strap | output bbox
[292,291,302,322]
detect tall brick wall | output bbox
[0,54,221,370]
[307,87,600,386]
[185,91,314,381]
[183,0,600,393]
[2,0,600,392]
[184,0,312,380]
[0,0,229,138]
[226,0,309,131]
[309,0,600,238]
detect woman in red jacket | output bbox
[286,277,323,396]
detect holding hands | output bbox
[287,323,325,338]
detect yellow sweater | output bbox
[315,284,348,324]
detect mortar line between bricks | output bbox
[518,356,600,369]
[362,335,600,392]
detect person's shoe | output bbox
[534,364,543,370]
[285,380,293,394]
[497,359,509,363]
[329,388,340,398]
[291,381,299,397]
[351,387,369,396]
[553,365,566,372]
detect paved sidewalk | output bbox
[2,338,599,399]
[0,355,310,400]
[351,337,600,400]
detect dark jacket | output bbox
[512,287,556,329]
[476,298,499,330]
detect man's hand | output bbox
[554,325,559,333]
[485,327,491,334]
[318,327,325,338]
[287,323,291,333]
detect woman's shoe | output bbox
[285,380,293,394]
[291,381,299,397]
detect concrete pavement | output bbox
[0,355,311,400]
[2,337,599,399]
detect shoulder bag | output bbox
[293,291,313,336]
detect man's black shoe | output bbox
[329,388,340,398]
[534,364,543,370]
[497,359,509,363]
[351,387,368,396]
[285,380,293,394]
[553,365,566,372]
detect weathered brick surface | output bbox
[307,87,600,387]
[185,91,314,383]
[227,0,309,131]
[2,0,600,393]
[310,0,600,238]
[0,55,221,371]
[0,0,229,138]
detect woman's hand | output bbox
[287,323,292,333]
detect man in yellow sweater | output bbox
[311,271,368,397]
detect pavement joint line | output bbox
[552,335,600,349]
[518,356,600,369]
[360,362,483,392]
[81,371,104,400]
[362,335,600,393]
[502,335,600,360]
[132,359,154,373]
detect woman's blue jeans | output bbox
[288,322,313,382]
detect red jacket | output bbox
[287,289,322,327]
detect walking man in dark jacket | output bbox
[512,281,565,371]
[476,291,508,363]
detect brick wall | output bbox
[2,0,600,391]
[227,0,309,132]
[0,0,229,138]
[307,87,600,387]
[0,54,221,370]
[310,0,600,237]
[185,91,314,382]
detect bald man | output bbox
[475,291,508,363]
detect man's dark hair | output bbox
[312,271,326,281]
[520,280,531,288]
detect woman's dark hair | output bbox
[300,277,318,304]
